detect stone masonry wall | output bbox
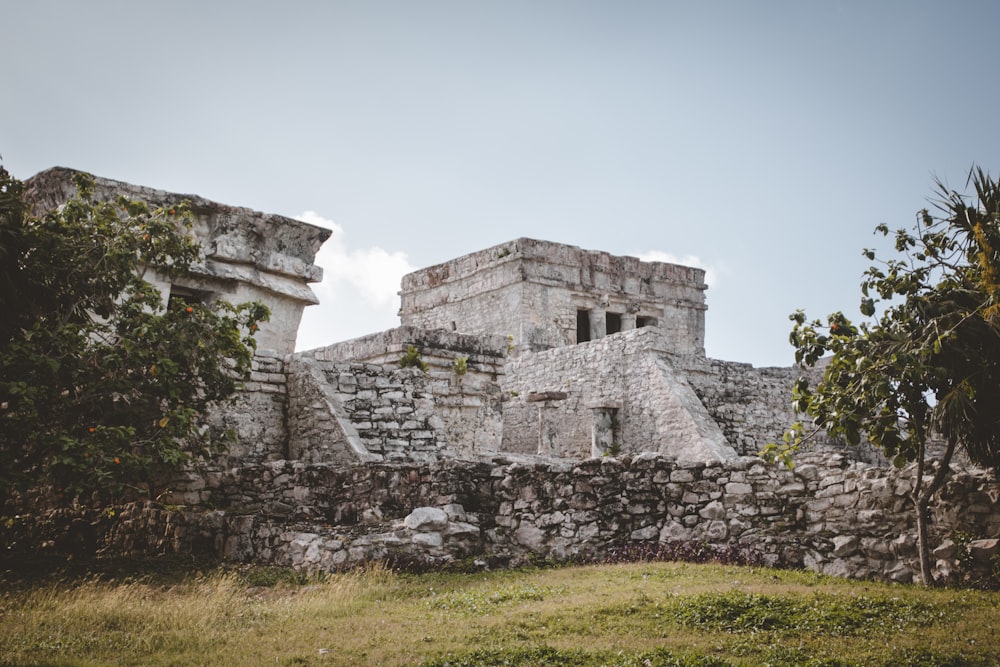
[303,327,509,459]
[192,336,824,471]
[680,356,888,462]
[206,353,289,466]
[283,357,369,464]
[48,454,999,585]
[679,357,801,457]
[285,358,453,464]
[24,167,330,355]
[399,243,528,347]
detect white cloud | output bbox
[296,211,414,309]
[294,211,416,350]
[634,250,720,287]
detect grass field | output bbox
[2,560,998,666]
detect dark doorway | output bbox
[577,309,591,343]
[606,312,622,335]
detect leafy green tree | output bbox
[0,166,269,507]
[762,167,1000,585]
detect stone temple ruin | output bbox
[24,167,330,357]
[18,168,1000,584]
[299,236,760,467]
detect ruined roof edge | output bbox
[401,237,707,292]
[24,166,332,239]
[23,167,333,289]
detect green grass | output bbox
[1,561,998,666]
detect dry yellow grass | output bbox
[1,561,998,666]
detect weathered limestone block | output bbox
[671,469,696,483]
[514,523,546,550]
[699,500,726,520]
[725,482,753,495]
[631,525,659,541]
[795,464,820,482]
[969,538,1000,562]
[411,532,444,548]
[696,520,728,540]
[404,507,449,532]
[885,562,916,584]
[444,521,480,540]
[932,539,958,560]
[831,535,859,558]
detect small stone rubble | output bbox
[282,505,482,572]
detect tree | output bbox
[762,167,1000,585]
[0,166,269,507]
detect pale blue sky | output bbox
[4,1,999,366]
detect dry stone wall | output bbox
[26,454,998,585]
[301,327,508,459]
[285,358,453,464]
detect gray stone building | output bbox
[399,237,708,355]
[307,240,796,465]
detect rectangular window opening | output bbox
[606,312,622,335]
[576,309,591,343]
[168,285,213,311]
[636,316,658,328]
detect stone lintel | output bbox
[528,391,569,402]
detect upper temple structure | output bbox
[398,237,708,355]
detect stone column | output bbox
[591,309,606,341]
[528,391,569,456]
[590,406,620,457]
